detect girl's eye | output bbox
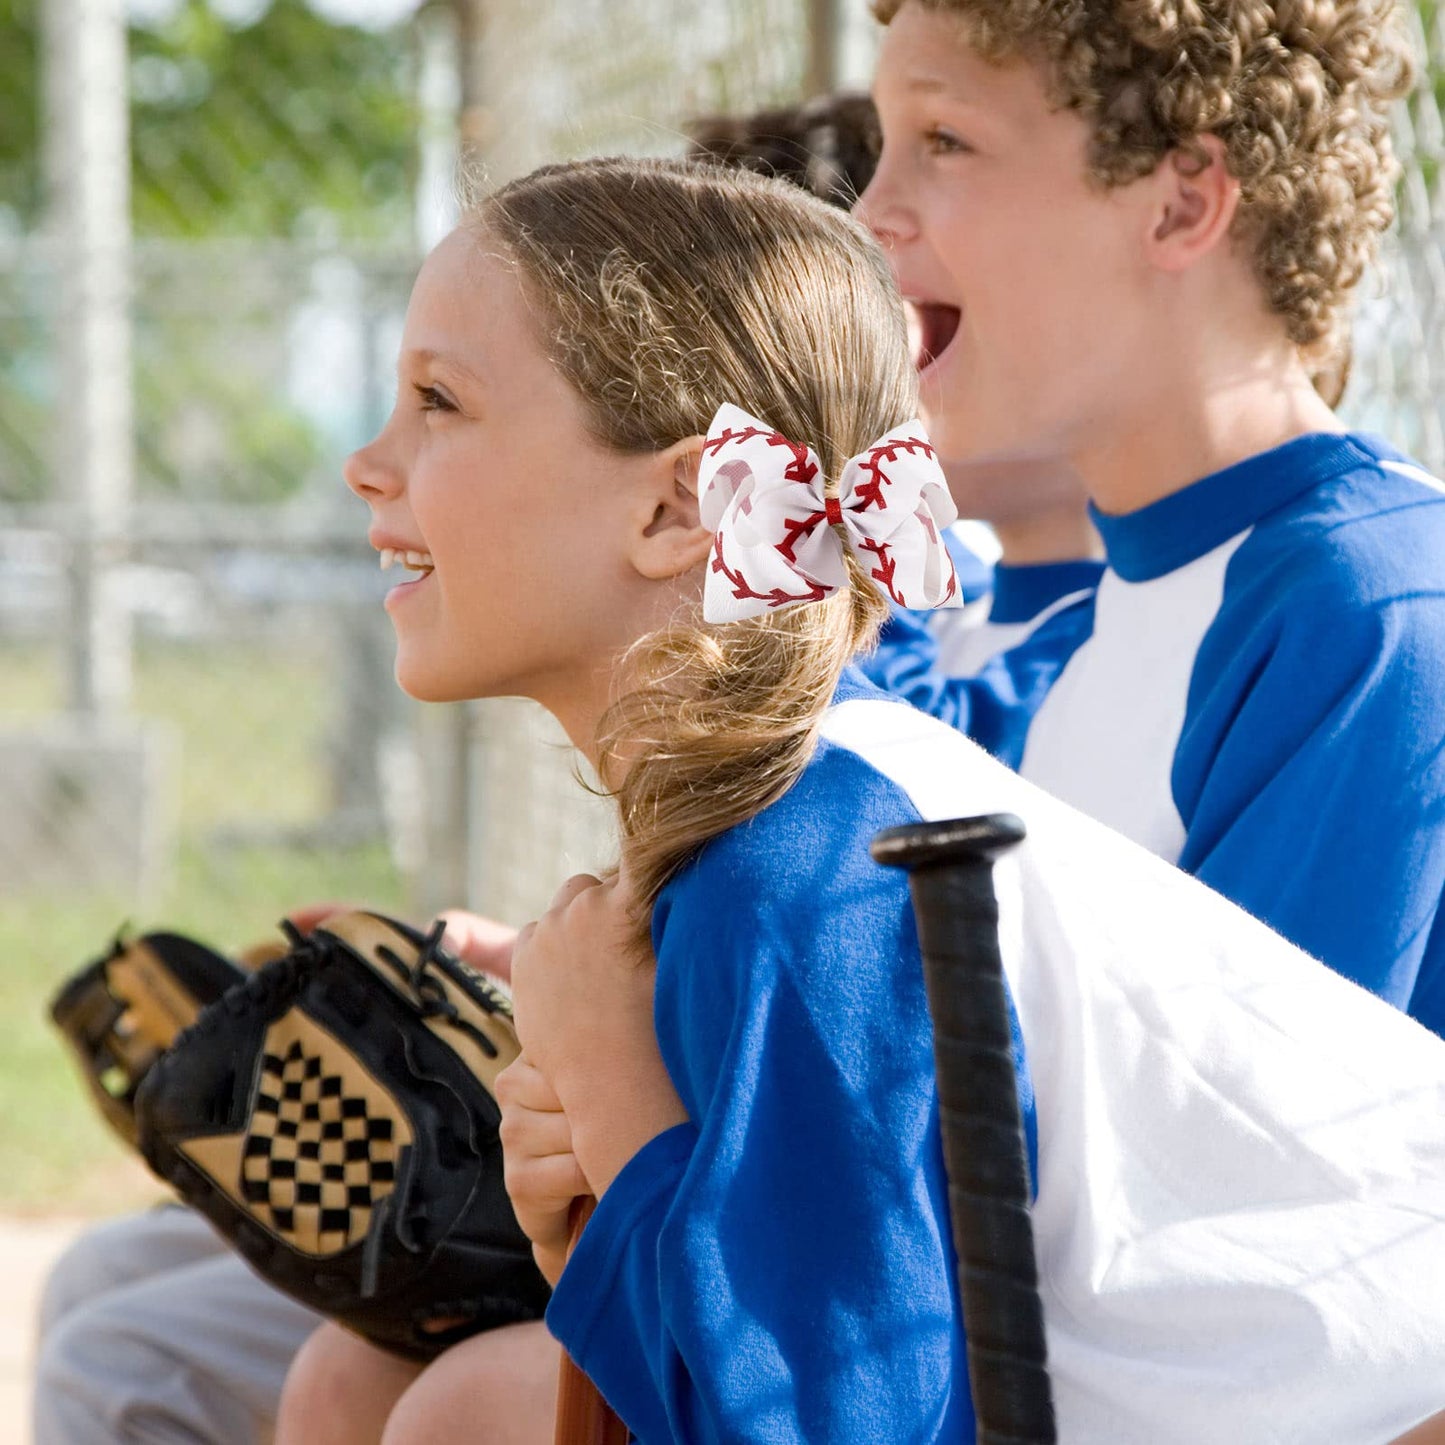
[412,383,456,414]
[924,126,971,156]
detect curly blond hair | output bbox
[874,0,1414,362]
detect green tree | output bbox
[0,0,421,504]
[0,0,418,238]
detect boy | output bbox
[857,0,1445,1035]
[687,88,1107,661]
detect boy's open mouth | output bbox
[911,301,962,374]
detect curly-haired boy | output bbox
[688,91,1110,677]
[859,0,1445,1037]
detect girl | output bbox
[279,156,1445,1445]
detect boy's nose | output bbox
[854,158,918,249]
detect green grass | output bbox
[0,639,408,1214]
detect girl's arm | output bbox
[494,1052,590,1285]
[508,814,967,1445]
[507,874,689,1197]
[860,593,1095,766]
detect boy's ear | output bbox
[1142,135,1240,273]
[630,435,714,582]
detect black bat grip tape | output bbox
[872,813,1056,1445]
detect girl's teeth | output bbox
[377,547,434,571]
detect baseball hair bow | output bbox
[697,403,962,624]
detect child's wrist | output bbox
[570,1089,689,1199]
[534,1240,568,1287]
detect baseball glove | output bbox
[49,927,286,1149]
[134,911,551,1360]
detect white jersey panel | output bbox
[1379,458,1445,495]
[929,593,994,671]
[934,587,1098,678]
[822,696,1445,1445]
[1018,534,1245,861]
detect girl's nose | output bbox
[343,436,400,501]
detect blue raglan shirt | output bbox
[943,526,995,604]
[545,672,1037,1444]
[860,562,1100,765]
[1017,432,1445,1034]
[985,560,1108,627]
[935,560,1105,681]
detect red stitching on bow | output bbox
[701,427,820,496]
[775,510,829,565]
[701,425,772,457]
[710,537,829,610]
[855,536,906,606]
[852,435,937,512]
[766,433,819,488]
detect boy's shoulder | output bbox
[1239,436,1445,611]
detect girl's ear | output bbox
[1142,135,1240,274]
[630,435,714,581]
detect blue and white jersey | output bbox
[935,558,1105,677]
[1021,432,1445,1034]
[943,521,997,607]
[860,560,1099,765]
[547,673,1445,1445]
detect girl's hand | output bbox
[510,873,689,1198]
[495,1053,588,1286]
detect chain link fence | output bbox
[0,0,1441,1207]
[1350,0,1445,466]
[454,0,850,924]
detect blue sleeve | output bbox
[1175,570,1445,1036]
[545,760,975,1444]
[860,597,1095,767]
[943,529,994,603]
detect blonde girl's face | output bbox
[344,230,654,710]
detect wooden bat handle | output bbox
[553,1197,630,1445]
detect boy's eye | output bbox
[412,382,457,414]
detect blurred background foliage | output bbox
[0,0,418,239]
[0,0,420,509]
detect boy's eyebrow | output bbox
[903,74,958,95]
[885,70,994,117]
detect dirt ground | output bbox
[0,1217,85,1445]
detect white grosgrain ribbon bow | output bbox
[697,402,963,624]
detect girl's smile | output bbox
[343,228,713,755]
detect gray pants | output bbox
[33,1206,322,1445]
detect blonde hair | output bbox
[874,0,1414,364]
[472,157,916,923]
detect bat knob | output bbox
[870,813,1026,873]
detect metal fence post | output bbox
[42,0,133,719]
[806,0,844,96]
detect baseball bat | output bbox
[871,812,1056,1445]
[553,1196,630,1445]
